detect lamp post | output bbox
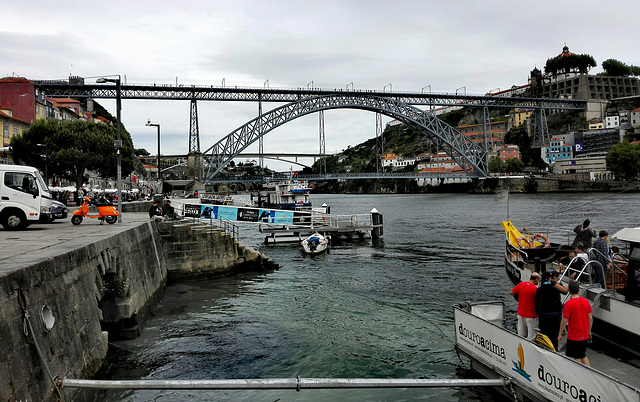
[145,119,161,194]
[96,76,122,223]
[36,143,47,184]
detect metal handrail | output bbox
[171,205,239,240]
[58,377,507,391]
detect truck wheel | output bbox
[105,216,117,224]
[1,211,27,230]
[71,216,83,225]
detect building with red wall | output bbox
[0,77,38,124]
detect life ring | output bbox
[531,233,550,248]
[516,236,532,249]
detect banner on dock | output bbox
[184,204,310,224]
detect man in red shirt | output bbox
[510,272,540,340]
[558,280,593,366]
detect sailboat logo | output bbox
[512,344,532,382]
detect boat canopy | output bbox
[612,227,640,244]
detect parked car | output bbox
[41,200,68,223]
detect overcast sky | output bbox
[2,0,638,171]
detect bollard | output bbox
[370,208,383,238]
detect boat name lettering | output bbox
[458,323,506,359]
[537,364,602,402]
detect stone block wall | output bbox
[0,221,166,402]
[158,222,279,282]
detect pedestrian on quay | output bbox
[558,280,593,366]
[536,270,567,351]
[571,219,596,249]
[510,272,540,340]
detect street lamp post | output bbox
[96,76,123,223]
[145,119,161,194]
[36,143,47,184]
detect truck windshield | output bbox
[34,171,49,192]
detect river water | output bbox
[103,191,639,401]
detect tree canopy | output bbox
[601,58,640,77]
[489,155,524,174]
[10,119,134,188]
[606,141,640,181]
[544,54,597,76]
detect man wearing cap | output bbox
[559,280,593,366]
[511,272,540,340]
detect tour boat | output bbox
[454,300,640,402]
[301,232,329,254]
[502,220,640,357]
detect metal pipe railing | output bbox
[58,377,507,391]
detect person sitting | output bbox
[148,201,163,221]
[163,200,179,221]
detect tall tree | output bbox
[606,141,640,181]
[10,119,134,188]
[601,58,640,77]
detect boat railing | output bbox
[558,256,595,284]
[559,259,606,303]
[505,237,529,266]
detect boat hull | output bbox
[454,302,640,402]
[301,233,329,254]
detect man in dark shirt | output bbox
[592,230,610,288]
[536,270,566,351]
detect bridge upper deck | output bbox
[36,82,586,110]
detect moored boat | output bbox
[301,232,329,254]
[502,220,640,357]
[454,300,640,402]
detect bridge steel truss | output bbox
[37,82,588,181]
[202,94,491,182]
[38,83,587,110]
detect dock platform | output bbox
[259,211,383,243]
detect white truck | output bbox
[0,165,52,230]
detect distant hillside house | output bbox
[457,120,507,152]
[380,152,416,168]
[542,137,573,164]
[631,107,640,128]
[498,144,521,161]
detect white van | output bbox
[0,165,52,230]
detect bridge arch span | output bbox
[202,94,488,180]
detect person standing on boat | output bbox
[591,230,611,288]
[536,271,567,351]
[510,272,540,340]
[558,280,593,366]
[571,219,596,249]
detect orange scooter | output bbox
[71,196,119,225]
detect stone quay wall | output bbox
[0,219,278,402]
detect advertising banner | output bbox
[185,203,311,224]
[454,306,638,402]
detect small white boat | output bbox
[301,232,329,254]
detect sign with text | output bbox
[184,204,310,224]
[454,305,637,402]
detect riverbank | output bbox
[310,176,640,194]
[0,211,278,402]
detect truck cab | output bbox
[0,165,52,230]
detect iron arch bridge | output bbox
[203,94,488,182]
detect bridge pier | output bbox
[187,152,203,182]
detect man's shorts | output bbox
[566,339,588,359]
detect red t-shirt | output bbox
[512,281,538,318]
[563,296,592,341]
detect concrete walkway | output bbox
[0,212,154,274]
